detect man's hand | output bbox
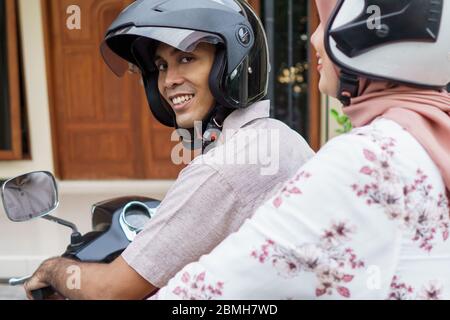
[24,258,64,300]
[24,256,157,300]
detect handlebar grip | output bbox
[31,286,55,300]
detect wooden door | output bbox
[0,0,23,160]
[42,0,182,180]
[247,0,260,14]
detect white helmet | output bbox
[324,0,450,102]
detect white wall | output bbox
[0,0,54,180]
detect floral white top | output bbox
[152,118,450,300]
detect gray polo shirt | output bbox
[122,100,314,287]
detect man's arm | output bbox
[24,256,157,300]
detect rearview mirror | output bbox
[1,171,58,222]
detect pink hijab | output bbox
[316,0,450,191]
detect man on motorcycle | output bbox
[24,0,314,299]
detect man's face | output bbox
[154,42,216,128]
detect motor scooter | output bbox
[0,171,161,300]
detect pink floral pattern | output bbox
[387,276,444,300]
[152,121,450,300]
[351,130,450,252]
[273,171,311,208]
[387,276,415,300]
[251,221,365,298]
[172,271,224,300]
[417,281,444,300]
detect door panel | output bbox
[0,0,23,160]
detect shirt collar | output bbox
[218,100,271,144]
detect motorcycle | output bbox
[0,171,161,300]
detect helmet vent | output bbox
[154,0,169,13]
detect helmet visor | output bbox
[101,26,223,77]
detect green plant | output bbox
[330,108,353,134]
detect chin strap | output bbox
[338,70,360,107]
[202,104,232,152]
[176,104,232,153]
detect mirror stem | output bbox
[43,214,79,233]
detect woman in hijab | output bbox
[152,0,450,299]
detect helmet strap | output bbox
[202,104,232,152]
[176,104,232,153]
[338,70,359,107]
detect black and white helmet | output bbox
[324,0,450,93]
[101,0,269,128]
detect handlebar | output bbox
[9,276,56,300]
[31,286,57,300]
[9,275,31,286]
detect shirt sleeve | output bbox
[122,162,242,288]
[153,131,408,299]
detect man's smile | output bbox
[168,94,196,112]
